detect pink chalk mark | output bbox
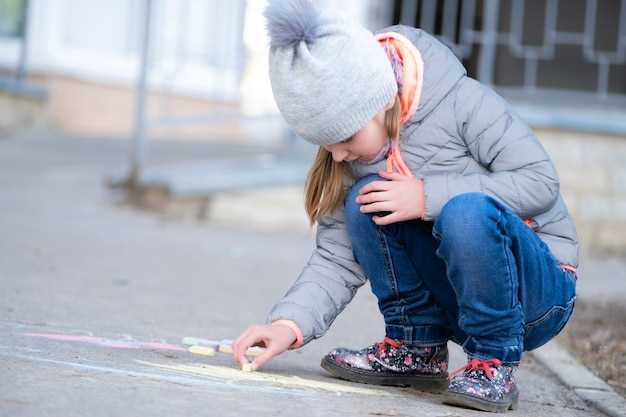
[22,333,105,343]
[21,332,186,352]
[98,340,142,349]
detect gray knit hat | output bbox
[264,0,397,145]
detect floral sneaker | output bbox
[320,336,448,391]
[443,358,519,413]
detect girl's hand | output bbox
[232,323,297,371]
[356,169,425,226]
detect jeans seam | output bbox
[496,208,518,310]
[432,227,462,329]
[376,225,400,300]
[400,305,408,325]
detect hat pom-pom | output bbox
[264,0,323,48]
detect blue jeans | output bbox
[344,174,577,365]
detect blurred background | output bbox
[1,0,624,248]
[1,0,625,408]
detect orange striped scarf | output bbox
[375,31,423,177]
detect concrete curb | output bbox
[531,341,626,417]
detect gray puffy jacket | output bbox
[265,25,579,348]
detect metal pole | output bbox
[477,0,499,85]
[129,0,153,184]
[399,0,418,27]
[16,0,30,82]
[420,0,437,34]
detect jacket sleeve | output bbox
[421,77,560,221]
[264,205,368,347]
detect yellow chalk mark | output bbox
[136,360,395,396]
[189,346,216,356]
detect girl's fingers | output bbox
[233,326,258,364]
[251,345,278,371]
[237,329,270,366]
[233,327,272,365]
[388,157,412,177]
[358,180,391,195]
[399,162,413,177]
[392,158,403,175]
[378,169,402,180]
[236,335,260,365]
[236,338,255,366]
[251,340,267,348]
[357,190,389,204]
[395,153,412,176]
[233,328,251,352]
[361,201,393,214]
[379,168,413,182]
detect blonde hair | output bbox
[304,94,402,228]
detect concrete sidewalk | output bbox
[0,132,607,416]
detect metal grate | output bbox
[393,0,626,105]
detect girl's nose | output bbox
[324,143,349,162]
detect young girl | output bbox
[233,0,578,412]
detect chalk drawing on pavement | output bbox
[0,351,306,396]
[137,360,396,396]
[21,332,187,352]
[21,332,265,357]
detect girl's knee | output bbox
[345,174,384,229]
[345,174,383,211]
[347,174,384,197]
[434,192,496,237]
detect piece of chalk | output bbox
[245,346,265,357]
[214,341,263,356]
[182,337,220,348]
[189,345,216,356]
[218,343,233,354]
[241,363,255,372]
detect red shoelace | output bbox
[449,358,502,380]
[375,336,402,355]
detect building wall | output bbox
[540,129,626,258]
[0,0,246,101]
[0,0,386,139]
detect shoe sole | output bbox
[320,356,448,393]
[442,390,519,413]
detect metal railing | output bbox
[0,0,30,88]
[394,0,626,108]
[0,0,47,136]
[128,0,248,184]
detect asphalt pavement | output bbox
[0,132,606,416]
